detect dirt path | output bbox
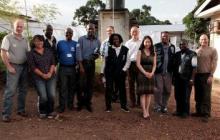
[0,83,220,140]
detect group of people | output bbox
[0,18,218,123]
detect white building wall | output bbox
[0,20,86,42]
[99,10,129,42]
[210,16,220,79]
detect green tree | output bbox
[73,0,105,25]
[183,0,209,42]
[0,0,21,23]
[31,4,61,23]
[129,4,171,25]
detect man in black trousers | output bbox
[104,33,130,112]
[173,39,197,118]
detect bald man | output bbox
[1,19,30,122]
[56,28,78,113]
[193,34,218,122]
[125,26,142,108]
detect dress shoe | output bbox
[161,107,168,113]
[17,111,28,117]
[121,107,130,112]
[2,116,11,123]
[56,107,64,113]
[201,115,209,123]
[180,113,188,119]
[105,108,112,112]
[172,112,181,116]
[191,112,202,117]
[86,105,93,112]
[47,112,58,119]
[77,106,82,111]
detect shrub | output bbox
[0,32,8,72]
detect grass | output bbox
[95,58,102,73]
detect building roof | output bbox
[194,0,220,18]
[139,24,186,33]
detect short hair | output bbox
[180,39,188,45]
[87,23,95,28]
[107,26,114,30]
[200,33,209,40]
[46,24,53,30]
[108,33,123,45]
[65,27,73,33]
[31,35,45,49]
[139,35,155,56]
[13,18,24,29]
[161,31,169,34]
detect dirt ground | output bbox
[0,79,220,140]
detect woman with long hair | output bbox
[136,36,156,119]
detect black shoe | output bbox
[153,106,161,113]
[105,108,112,113]
[67,106,74,111]
[161,107,168,113]
[201,115,209,123]
[57,107,64,113]
[180,113,188,119]
[17,111,28,117]
[39,114,47,119]
[105,107,112,112]
[191,112,202,117]
[77,106,82,111]
[47,112,59,119]
[121,107,130,112]
[86,105,93,112]
[2,116,11,123]
[172,112,181,116]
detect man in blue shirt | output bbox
[56,28,77,113]
[76,23,101,112]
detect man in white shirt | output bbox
[125,26,142,108]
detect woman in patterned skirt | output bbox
[136,36,156,119]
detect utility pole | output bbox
[24,0,30,39]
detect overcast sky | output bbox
[24,0,197,25]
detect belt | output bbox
[60,64,76,67]
[82,59,95,63]
[10,62,27,66]
[196,73,210,76]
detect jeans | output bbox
[35,76,56,114]
[2,64,28,117]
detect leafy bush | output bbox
[0,31,8,72]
